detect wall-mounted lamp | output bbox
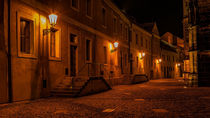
[43,14,58,35]
[111,41,119,53]
[177,63,181,66]
[139,52,145,59]
[156,58,162,64]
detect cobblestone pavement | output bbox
[1,79,210,118]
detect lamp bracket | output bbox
[43,27,58,35]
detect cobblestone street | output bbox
[1,79,210,118]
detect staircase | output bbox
[51,77,88,97]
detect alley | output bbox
[1,79,210,118]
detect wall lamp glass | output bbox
[111,41,119,53]
[139,52,145,59]
[43,14,58,35]
[177,63,181,66]
[156,58,162,64]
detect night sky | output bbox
[113,0,183,38]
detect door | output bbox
[70,45,77,77]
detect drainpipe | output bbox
[7,0,12,103]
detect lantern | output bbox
[49,14,58,27]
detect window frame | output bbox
[102,7,107,27]
[85,38,92,63]
[17,11,37,58]
[86,0,93,18]
[48,27,62,61]
[71,0,80,11]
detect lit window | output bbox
[86,0,92,17]
[49,30,61,59]
[20,18,34,54]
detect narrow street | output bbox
[1,79,210,118]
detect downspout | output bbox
[7,0,12,103]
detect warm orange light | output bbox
[139,52,145,59]
[41,17,46,25]
[109,43,113,50]
[177,63,181,66]
[139,53,142,58]
[159,59,162,63]
[49,14,57,27]
[113,42,119,48]
[142,52,145,57]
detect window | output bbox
[71,0,79,9]
[86,39,92,62]
[70,34,78,43]
[146,39,148,48]
[20,19,34,54]
[113,18,117,33]
[120,23,123,34]
[102,8,106,26]
[141,35,143,47]
[137,56,138,67]
[49,30,61,59]
[104,46,107,64]
[86,0,92,17]
[125,27,128,40]
[125,54,127,66]
[136,34,138,44]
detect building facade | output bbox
[183,0,210,86]
[0,0,186,103]
[161,32,184,78]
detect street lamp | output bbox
[139,52,145,60]
[156,58,162,64]
[111,41,119,53]
[43,14,58,35]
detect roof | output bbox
[139,22,154,33]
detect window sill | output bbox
[49,57,62,62]
[17,53,38,59]
[86,15,93,20]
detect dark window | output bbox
[104,47,107,64]
[86,0,92,16]
[86,40,91,61]
[113,18,117,33]
[70,34,77,43]
[72,0,79,9]
[137,57,138,67]
[120,23,123,34]
[136,34,138,44]
[102,8,106,26]
[20,19,33,54]
[141,35,143,47]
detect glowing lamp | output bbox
[142,52,145,57]
[114,42,119,48]
[49,14,58,27]
[43,14,58,35]
[177,63,181,66]
[159,59,162,63]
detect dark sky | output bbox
[113,0,183,38]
